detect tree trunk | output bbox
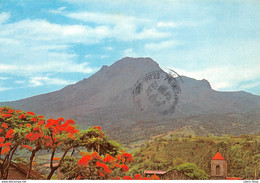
[26,147,40,179]
[47,147,71,180]
[47,167,58,180]
[3,143,19,179]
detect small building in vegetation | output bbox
[4,161,45,180]
[210,152,243,180]
[144,169,192,180]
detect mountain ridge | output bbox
[1,57,259,144]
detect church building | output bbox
[210,152,243,180]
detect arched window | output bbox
[216,165,220,175]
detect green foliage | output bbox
[129,135,260,179]
[176,162,209,180]
[60,156,78,180]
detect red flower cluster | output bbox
[103,154,115,163]
[3,114,12,119]
[91,151,102,160]
[111,176,121,180]
[26,123,32,128]
[7,109,14,114]
[18,114,26,120]
[93,126,101,130]
[123,176,133,180]
[120,164,129,172]
[0,137,5,143]
[26,132,42,141]
[26,111,35,116]
[1,146,10,155]
[134,174,142,180]
[5,129,14,139]
[31,118,37,122]
[21,145,33,150]
[64,119,75,125]
[78,155,93,166]
[96,161,112,174]
[2,123,8,129]
[122,153,133,163]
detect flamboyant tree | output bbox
[1,106,157,180]
[60,150,159,180]
[0,107,41,179]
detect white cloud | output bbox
[0,87,11,91]
[157,21,201,28]
[100,55,109,59]
[0,12,10,24]
[63,11,169,41]
[0,19,112,44]
[29,76,75,87]
[0,18,101,76]
[65,11,149,25]
[172,64,260,91]
[123,48,137,57]
[15,80,26,84]
[242,81,260,90]
[48,7,66,14]
[104,46,113,51]
[145,40,179,50]
[0,77,9,80]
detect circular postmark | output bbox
[132,70,181,115]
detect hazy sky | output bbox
[0,0,259,102]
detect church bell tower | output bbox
[210,152,227,180]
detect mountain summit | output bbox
[1,57,260,144]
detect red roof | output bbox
[144,170,167,175]
[226,177,243,180]
[212,152,225,160]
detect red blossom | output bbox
[122,153,133,163]
[0,128,3,133]
[1,146,10,155]
[5,129,14,138]
[103,154,115,163]
[68,133,75,140]
[99,172,105,177]
[31,118,37,122]
[111,176,121,180]
[123,176,133,180]
[64,119,75,125]
[134,174,142,180]
[21,145,33,150]
[16,110,22,113]
[2,123,8,129]
[151,174,160,180]
[26,124,32,128]
[57,117,65,122]
[27,111,35,116]
[18,114,26,119]
[37,119,45,126]
[53,157,60,161]
[26,132,33,139]
[121,164,129,172]
[7,109,14,114]
[38,115,44,118]
[96,161,112,174]
[3,114,12,119]
[93,126,101,130]
[91,151,102,160]
[78,155,93,166]
[142,177,150,180]
[0,137,5,143]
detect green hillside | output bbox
[128,134,260,179]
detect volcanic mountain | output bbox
[1,57,260,144]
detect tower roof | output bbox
[212,152,225,160]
